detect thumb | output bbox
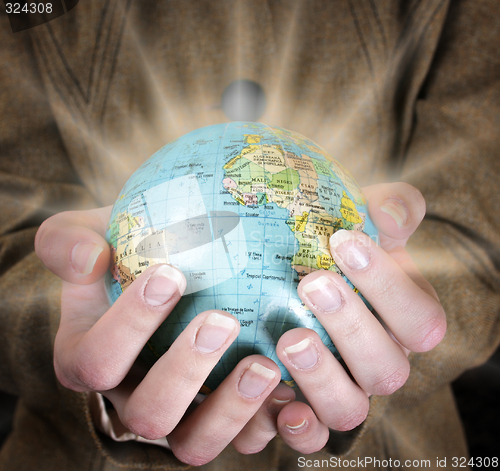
[35,206,112,285]
[362,182,426,251]
[362,183,438,298]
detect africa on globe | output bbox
[105,122,378,390]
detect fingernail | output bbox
[284,338,319,370]
[381,198,408,228]
[285,419,307,433]
[330,230,370,270]
[238,363,276,398]
[302,275,342,312]
[144,265,186,306]
[195,312,236,353]
[71,242,103,275]
[268,397,291,416]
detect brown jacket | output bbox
[1,1,499,469]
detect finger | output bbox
[35,207,112,284]
[167,356,281,466]
[329,230,447,352]
[54,263,187,392]
[362,182,426,248]
[363,183,434,296]
[276,329,370,431]
[277,401,330,454]
[232,382,296,454]
[298,271,410,395]
[111,310,241,442]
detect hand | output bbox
[272,182,447,453]
[34,182,445,461]
[35,207,291,465]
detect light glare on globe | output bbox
[105,122,378,391]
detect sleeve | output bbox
[402,0,500,388]
[0,16,103,470]
[0,13,95,398]
[0,18,192,471]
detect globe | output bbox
[105,122,378,391]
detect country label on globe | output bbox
[105,122,378,391]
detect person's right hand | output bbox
[35,207,292,466]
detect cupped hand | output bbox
[273,182,447,453]
[34,182,446,461]
[35,207,288,466]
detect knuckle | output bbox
[222,407,252,428]
[370,361,410,396]
[334,401,369,431]
[72,363,108,391]
[233,435,273,455]
[371,272,399,301]
[71,350,121,392]
[170,359,213,391]
[338,316,365,342]
[173,366,200,389]
[121,413,169,441]
[126,310,155,336]
[54,359,85,392]
[121,393,179,440]
[236,445,268,455]
[53,341,95,392]
[417,307,447,352]
[170,445,213,467]
[407,304,447,352]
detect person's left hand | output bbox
[239,182,446,454]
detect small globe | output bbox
[105,122,378,390]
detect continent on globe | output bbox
[105,122,378,391]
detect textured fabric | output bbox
[1,1,499,469]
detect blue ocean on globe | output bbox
[105,122,378,391]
